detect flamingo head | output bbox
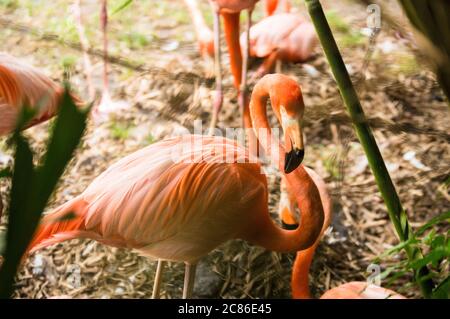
[268,75,305,173]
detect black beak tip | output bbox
[282,221,299,230]
[284,148,304,174]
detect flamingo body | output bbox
[0,53,67,135]
[242,13,317,63]
[320,282,406,299]
[30,135,266,263]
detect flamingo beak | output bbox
[284,122,304,174]
[285,147,304,173]
[282,220,299,230]
[280,105,304,173]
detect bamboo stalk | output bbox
[304,0,434,298]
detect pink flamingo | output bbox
[0,53,81,136]
[26,74,324,298]
[183,0,214,59]
[241,12,318,78]
[280,168,406,299]
[242,2,318,234]
[0,52,82,220]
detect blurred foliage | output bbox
[0,0,17,9]
[144,133,156,146]
[109,122,131,141]
[119,32,150,50]
[325,10,365,48]
[377,210,450,299]
[398,0,450,106]
[325,10,351,33]
[111,0,133,15]
[0,88,90,298]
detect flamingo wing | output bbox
[242,13,303,58]
[78,135,265,262]
[282,21,318,62]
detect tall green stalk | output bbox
[304,0,434,298]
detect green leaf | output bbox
[33,88,89,209]
[423,228,437,246]
[409,247,448,270]
[431,235,446,250]
[0,231,5,255]
[416,210,450,236]
[0,168,12,179]
[111,0,133,15]
[432,276,450,299]
[6,132,35,251]
[376,237,419,260]
[399,209,410,238]
[0,129,35,298]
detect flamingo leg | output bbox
[208,10,223,135]
[182,262,197,299]
[74,0,95,101]
[238,9,252,130]
[151,259,165,299]
[275,58,282,73]
[99,0,110,107]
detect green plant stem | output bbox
[305,0,434,298]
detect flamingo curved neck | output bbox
[291,248,316,298]
[246,75,324,252]
[291,167,333,298]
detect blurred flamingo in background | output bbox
[0,53,82,219]
[25,74,324,299]
[0,53,81,136]
[280,171,406,299]
[74,0,95,101]
[183,0,214,59]
[73,0,128,121]
[241,12,318,78]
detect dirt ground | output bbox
[0,0,449,299]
